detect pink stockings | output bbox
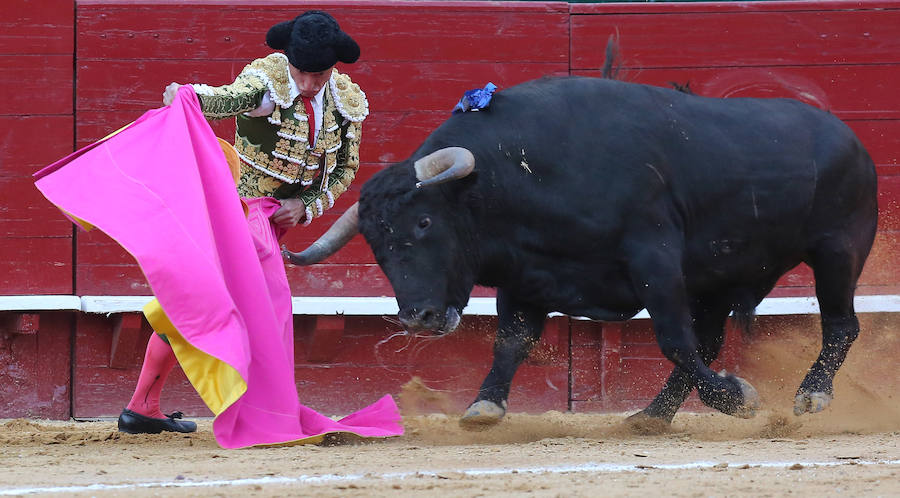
[126,333,178,419]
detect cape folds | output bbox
[33,86,402,448]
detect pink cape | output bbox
[33,86,403,448]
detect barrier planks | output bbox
[3,0,899,418]
[1,1,74,296]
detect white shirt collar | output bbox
[288,73,300,102]
[312,83,326,107]
[288,76,329,147]
[288,74,327,106]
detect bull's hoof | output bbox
[730,374,760,419]
[623,411,671,435]
[793,391,832,416]
[702,371,760,419]
[459,400,506,431]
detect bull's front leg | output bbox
[460,289,546,430]
[626,296,733,431]
[628,242,760,419]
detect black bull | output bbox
[284,76,877,429]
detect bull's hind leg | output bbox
[460,289,547,430]
[626,296,733,429]
[798,240,867,415]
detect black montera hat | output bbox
[265,11,360,72]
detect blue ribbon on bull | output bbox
[452,82,498,114]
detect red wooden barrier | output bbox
[0,0,75,296]
[2,0,899,419]
[0,313,72,419]
[0,0,75,419]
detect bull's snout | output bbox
[399,307,444,332]
[398,306,461,334]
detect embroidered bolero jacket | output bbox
[190,53,368,225]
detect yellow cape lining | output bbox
[143,299,247,416]
[143,299,329,446]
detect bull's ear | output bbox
[450,169,479,200]
[459,169,478,185]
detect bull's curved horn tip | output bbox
[280,245,295,263]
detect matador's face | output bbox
[289,64,333,98]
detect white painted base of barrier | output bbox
[3,295,900,317]
[0,295,81,312]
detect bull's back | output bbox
[438,77,873,236]
[609,81,877,294]
[429,76,868,201]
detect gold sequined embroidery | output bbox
[201,56,366,223]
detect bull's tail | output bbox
[600,33,694,94]
[601,32,621,80]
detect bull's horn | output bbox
[414,147,475,188]
[282,202,359,266]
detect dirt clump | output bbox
[398,376,458,417]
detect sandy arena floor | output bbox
[0,322,897,496]
[0,411,897,497]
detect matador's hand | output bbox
[271,198,308,231]
[163,82,182,106]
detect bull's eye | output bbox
[414,216,432,239]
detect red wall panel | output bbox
[877,175,900,231]
[0,238,72,295]
[0,313,72,419]
[0,178,73,238]
[0,55,73,116]
[1,1,74,296]
[77,59,568,114]
[575,65,900,120]
[849,120,900,173]
[0,0,74,55]
[861,231,900,291]
[571,8,900,70]
[1,116,77,177]
[75,2,568,62]
[1,118,75,296]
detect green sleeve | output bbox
[191,73,268,120]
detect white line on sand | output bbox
[2,459,898,495]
